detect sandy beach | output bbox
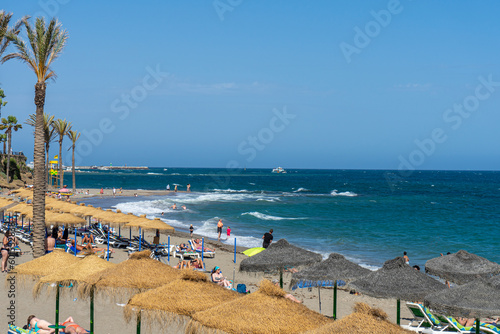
[0,190,413,333]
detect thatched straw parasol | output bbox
[349,257,446,325]
[45,212,86,225]
[239,239,322,273]
[425,274,500,319]
[187,279,330,334]
[125,217,175,233]
[303,302,413,334]
[350,257,445,301]
[124,270,240,330]
[34,255,116,334]
[78,251,181,302]
[425,250,500,285]
[9,251,82,332]
[291,253,370,287]
[290,253,371,319]
[11,250,81,283]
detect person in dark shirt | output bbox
[262,229,273,248]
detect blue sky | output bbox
[1,0,499,170]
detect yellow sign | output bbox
[49,160,58,164]
[50,169,58,175]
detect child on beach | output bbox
[226,226,231,239]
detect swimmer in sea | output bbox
[171,203,177,210]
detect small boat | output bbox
[272,167,287,174]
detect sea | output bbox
[63,168,500,270]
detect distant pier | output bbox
[76,166,149,170]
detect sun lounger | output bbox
[402,303,450,332]
[188,239,215,258]
[8,324,28,334]
[440,316,500,334]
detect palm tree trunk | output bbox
[58,140,62,188]
[45,145,49,189]
[72,145,76,193]
[6,130,11,183]
[33,82,46,258]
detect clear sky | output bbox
[1,1,499,170]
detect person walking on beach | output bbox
[217,219,223,241]
[174,185,178,192]
[189,224,194,238]
[113,187,116,197]
[166,184,170,191]
[226,226,231,240]
[187,183,191,192]
[262,229,273,248]
[403,251,409,264]
[100,187,104,197]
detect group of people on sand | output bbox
[45,227,112,255]
[26,315,88,333]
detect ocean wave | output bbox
[178,192,261,204]
[170,173,181,175]
[293,187,310,192]
[147,172,163,175]
[330,190,358,197]
[241,211,306,221]
[213,188,250,193]
[256,197,280,202]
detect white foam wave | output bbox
[293,187,310,192]
[147,172,162,175]
[330,190,358,197]
[179,192,261,204]
[213,188,250,193]
[241,212,305,221]
[256,198,280,202]
[170,173,181,175]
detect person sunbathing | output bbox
[272,279,302,303]
[69,240,113,254]
[211,266,231,288]
[192,239,215,252]
[59,316,88,333]
[81,233,94,245]
[187,258,205,270]
[26,315,57,334]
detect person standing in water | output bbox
[217,219,223,241]
[262,229,273,248]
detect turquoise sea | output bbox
[63,168,500,270]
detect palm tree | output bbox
[0,133,6,154]
[52,119,71,188]
[26,113,55,186]
[2,16,68,258]
[0,115,22,182]
[0,10,23,60]
[0,88,7,119]
[66,130,80,193]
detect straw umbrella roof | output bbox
[187,279,330,334]
[239,239,322,273]
[425,250,500,285]
[34,255,117,297]
[125,217,175,233]
[349,257,446,301]
[124,270,240,327]
[424,275,500,318]
[304,302,413,334]
[45,212,86,225]
[10,250,81,285]
[0,197,15,208]
[78,251,182,302]
[290,253,371,288]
